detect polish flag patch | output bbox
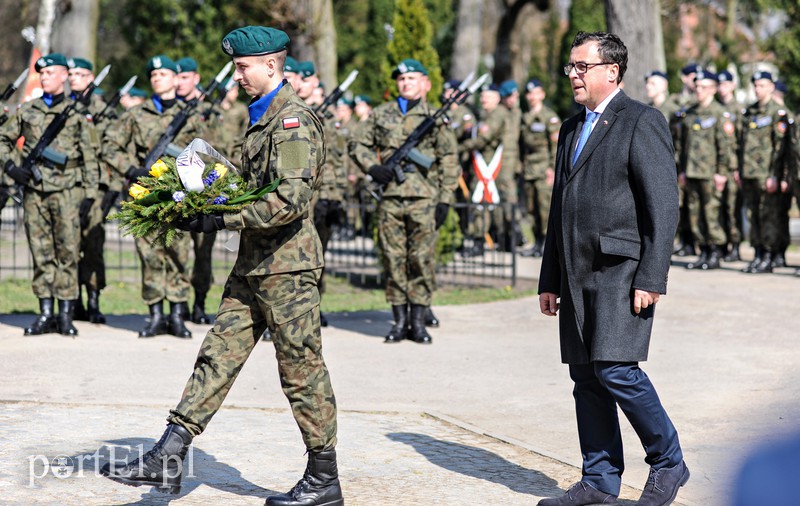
[283,117,300,129]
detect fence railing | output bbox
[1,200,518,287]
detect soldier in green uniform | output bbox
[120,87,148,110]
[349,58,459,344]
[217,79,249,162]
[645,70,680,122]
[102,27,342,506]
[677,70,736,270]
[716,69,745,261]
[739,70,792,273]
[672,64,702,257]
[519,78,560,257]
[0,53,98,336]
[103,55,201,337]
[769,80,794,268]
[497,80,523,252]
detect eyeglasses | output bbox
[563,62,613,76]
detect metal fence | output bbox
[0,200,518,287]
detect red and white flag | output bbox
[282,117,300,129]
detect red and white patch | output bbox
[723,121,735,137]
[283,117,300,129]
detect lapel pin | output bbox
[603,120,608,125]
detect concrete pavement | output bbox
[1,250,799,505]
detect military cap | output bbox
[336,97,354,108]
[35,53,69,72]
[775,80,787,94]
[644,70,668,81]
[67,57,93,71]
[443,79,461,91]
[146,55,178,75]
[498,80,518,98]
[694,69,718,83]
[284,56,300,74]
[221,26,290,57]
[127,87,149,98]
[681,63,702,76]
[525,79,542,91]
[391,59,428,79]
[717,70,734,83]
[92,88,105,96]
[354,95,372,105]
[751,70,774,83]
[298,61,316,78]
[176,57,198,73]
[481,82,501,93]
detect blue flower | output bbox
[172,191,186,202]
[212,195,228,205]
[203,170,221,187]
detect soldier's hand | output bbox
[79,198,95,229]
[100,191,120,219]
[368,164,394,185]
[434,203,449,230]
[765,176,778,194]
[5,161,32,186]
[124,166,148,182]
[713,174,727,192]
[678,172,687,188]
[180,213,226,234]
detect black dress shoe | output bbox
[538,481,618,505]
[635,461,690,506]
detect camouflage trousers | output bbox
[167,268,337,452]
[378,197,436,306]
[135,233,191,305]
[79,195,106,291]
[523,178,552,240]
[686,178,726,246]
[24,187,81,300]
[190,231,216,295]
[722,178,743,245]
[741,178,784,251]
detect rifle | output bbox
[200,76,237,122]
[0,68,29,125]
[93,75,137,124]
[312,70,358,118]
[135,61,232,175]
[374,72,489,190]
[5,65,110,185]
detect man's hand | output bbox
[545,168,555,187]
[733,170,741,186]
[124,166,148,182]
[434,203,449,229]
[79,198,95,229]
[5,161,32,186]
[100,191,120,219]
[368,164,394,185]
[539,292,559,316]
[713,173,727,192]
[633,289,660,314]
[765,176,778,194]
[678,172,687,188]
[781,180,789,193]
[175,213,225,234]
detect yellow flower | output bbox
[129,183,150,200]
[149,159,169,178]
[214,163,228,179]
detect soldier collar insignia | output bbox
[223,38,233,56]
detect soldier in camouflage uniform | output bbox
[216,79,249,162]
[497,80,523,252]
[102,27,342,506]
[519,78,560,258]
[103,55,202,337]
[0,53,98,336]
[645,70,680,122]
[67,57,110,324]
[716,70,745,261]
[349,58,459,344]
[677,70,736,270]
[739,71,793,273]
[672,64,702,257]
[768,80,794,268]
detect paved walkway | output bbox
[2,250,799,505]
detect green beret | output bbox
[298,61,316,78]
[337,97,354,108]
[354,95,372,105]
[67,57,93,72]
[391,59,428,79]
[92,88,105,96]
[221,26,290,57]
[176,57,198,73]
[284,56,300,74]
[498,80,518,98]
[35,53,69,72]
[127,87,149,98]
[146,55,178,75]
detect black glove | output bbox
[79,198,95,229]
[100,191,120,219]
[0,186,9,213]
[176,213,226,234]
[313,199,329,230]
[124,166,148,182]
[327,199,345,227]
[5,161,32,186]
[434,203,449,230]
[368,164,394,185]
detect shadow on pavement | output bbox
[89,437,276,504]
[323,310,389,340]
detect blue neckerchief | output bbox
[43,93,55,108]
[249,81,285,126]
[398,97,409,115]
[69,91,79,101]
[152,95,164,114]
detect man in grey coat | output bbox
[537,32,688,506]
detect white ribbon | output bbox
[471,145,503,204]
[176,138,238,192]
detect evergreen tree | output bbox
[767,0,800,108]
[352,0,395,103]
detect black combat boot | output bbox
[385,304,408,343]
[139,301,168,338]
[701,245,722,270]
[723,242,740,262]
[57,299,78,336]
[408,304,432,344]
[265,449,343,506]
[751,250,774,274]
[168,302,192,338]
[742,246,763,273]
[24,298,57,336]
[101,423,193,494]
[320,312,329,327]
[773,250,787,268]
[685,246,708,270]
[87,289,106,324]
[191,291,211,324]
[424,307,440,328]
[73,288,89,321]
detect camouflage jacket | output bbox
[102,97,206,193]
[349,99,459,203]
[678,100,736,179]
[72,93,109,190]
[315,114,349,202]
[0,95,99,197]
[222,83,325,276]
[740,98,792,181]
[461,105,507,184]
[520,104,561,180]
[501,104,522,180]
[204,99,249,164]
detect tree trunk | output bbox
[35,0,57,55]
[310,0,337,90]
[51,0,100,63]
[605,0,665,102]
[450,0,483,80]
